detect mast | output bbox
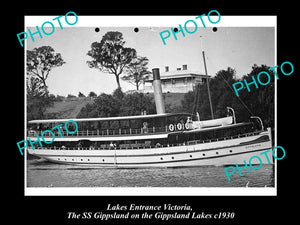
[202,50,214,119]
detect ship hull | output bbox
[27,130,274,167]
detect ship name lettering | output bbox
[245,144,261,149]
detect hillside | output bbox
[44,93,186,119]
[45,97,93,119]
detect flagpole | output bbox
[202,50,214,120]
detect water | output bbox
[27,158,274,187]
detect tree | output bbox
[87,31,137,89]
[26,76,45,98]
[27,46,65,96]
[239,64,274,128]
[120,92,156,116]
[181,65,274,130]
[112,87,124,100]
[88,91,97,98]
[78,92,86,97]
[210,67,238,118]
[76,89,156,118]
[27,95,54,120]
[94,93,120,117]
[26,46,65,120]
[67,94,76,98]
[121,56,151,90]
[77,102,98,118]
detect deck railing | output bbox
[28,126,169,137]
[28,131,262,151]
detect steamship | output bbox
[27,68,273,167]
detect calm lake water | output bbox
[26,158,274,187]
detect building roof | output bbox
[145,69,210,81]
[28,113,193,124]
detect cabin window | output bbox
[99,121,109,130]
[91,121,98,130]
[130,120,141,129]
[151,117,164,129]
[67,122,77,131]
[110,121,119,129]
[120,120,130,129]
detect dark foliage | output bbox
[77,89,156,118]
[182,65,274,129]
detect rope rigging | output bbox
[192,54,254,118]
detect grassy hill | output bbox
[44,93,186,119]
[45,97,93,119]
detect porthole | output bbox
[202,153,206,156]
[88,159,90,161]
[229,150,233,153]
[190,155,193,158]
[171,156,174,160]
[81,159,83,161]
[102,159,105,162]
[160,157,163,160]
[72,159,74,161]
[58,158,60,160]
[216,152,219,155]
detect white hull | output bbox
[28,130,273,167]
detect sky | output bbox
[26,16,275,96]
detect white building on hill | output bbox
[143,65,210,93]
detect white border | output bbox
[25,15,276,27]
[24,15,277,196]
[26,187,276,196]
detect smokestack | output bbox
[152,68,165,114]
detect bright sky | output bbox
[26,16,275,96]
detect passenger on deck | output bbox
[109,142,116,149]
[142,122,149,134]
[186,117,193,129]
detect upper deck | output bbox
[27,113,195,139]
[26,112,252,144]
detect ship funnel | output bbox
[152,68,165,114]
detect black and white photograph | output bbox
[14,6,298,225]
[23,15,277,195]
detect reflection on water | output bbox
[27,158,274,188]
